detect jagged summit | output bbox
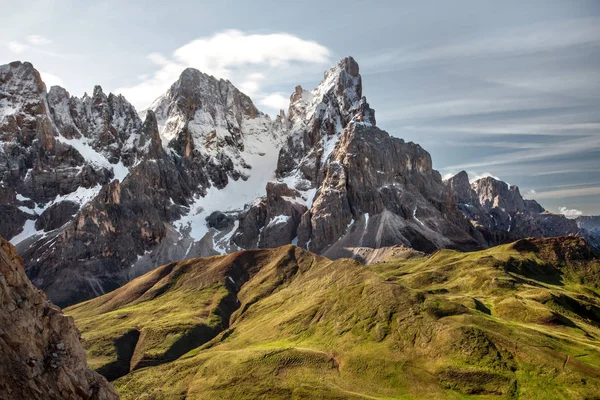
[287,56,375,129]
[148,65,279,160]
[0,61,46,95]
[277,56,376,185]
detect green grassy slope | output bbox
[67,237,600,399]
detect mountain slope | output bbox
[68,238,600,399]
[0,236,119,400]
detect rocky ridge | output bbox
[445,171,598,248]
[1,58,599,306]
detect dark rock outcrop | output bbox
[0,236,119,399]
[35,201,79,232]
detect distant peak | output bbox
[447,170,470,185]
[8,60,33,69]
[180,67,202,77]
[456,170,469,178]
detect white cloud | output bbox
[117,30,330,111]
[239,81,261,97]
[558,206,584,219]
[7,41,29,53]
[26,35,52,46]
[258,93,289,112]
[442,173,454,181]
[40,72,64,88]
[534,186,600,200]
[524,189,537,199]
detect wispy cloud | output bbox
[378,97,577,123]
[443,135,600,171]
[26,35,52,46]
[362,17,600,74]
[7,40,29,53]
[399,123,600,137]
[117,30,330,112]
[534,186,600,200]
[4,34,63,58]
[531,167,600,177]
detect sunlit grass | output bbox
[68,239,600,399]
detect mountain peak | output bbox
[278,56,376,181]
[0,60,45,96]
[342,55,360,77]
[446,171,476,205]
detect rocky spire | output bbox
[446,170,477,205]
[140,109,164,158]
[277,56,376,182]
[288,56,375,131]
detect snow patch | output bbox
[10,220,43,246]
[267,215,290,227]
[173,124,280,242]
[413,207,425,227]
[56,135,129,181]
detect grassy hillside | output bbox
[67,237,600,399]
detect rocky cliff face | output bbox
[0,236,118,399]
[2,58,598,306]
[234,57,482,255]
[445,171,586,246]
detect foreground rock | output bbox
[0,236,118,400]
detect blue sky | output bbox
[1,0,599,215]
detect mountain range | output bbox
[1,57,599,307]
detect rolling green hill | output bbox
[67,237,600,399]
